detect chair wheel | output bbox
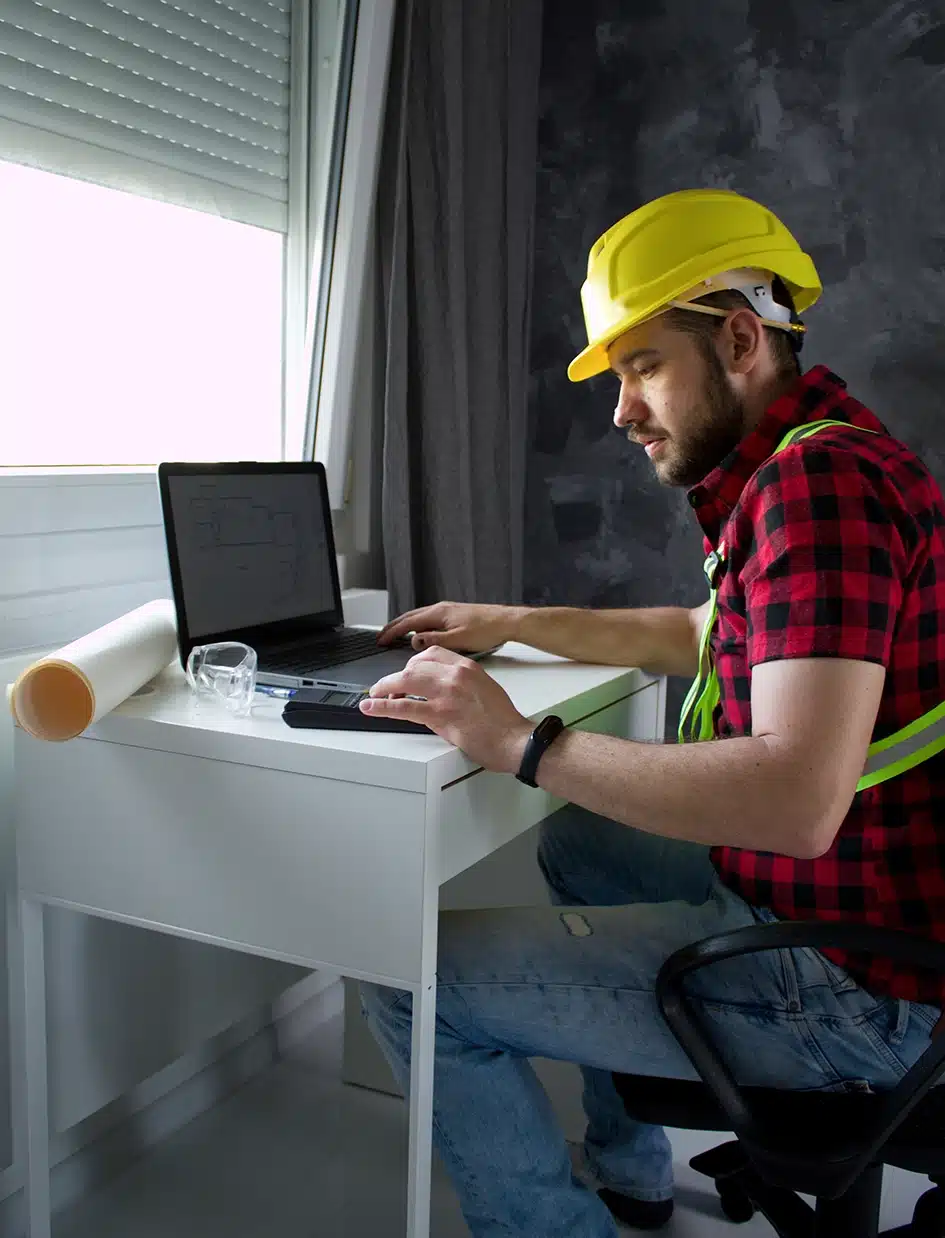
[718,1185,756,1224]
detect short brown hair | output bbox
[662,277,801,380]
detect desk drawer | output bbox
[15,732,431,984]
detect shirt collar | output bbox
[687,365,877,545]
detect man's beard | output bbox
[656,347,747,488]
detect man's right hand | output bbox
[376,601,527,654]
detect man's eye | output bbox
[636,364,658,378]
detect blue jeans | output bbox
[360,806,940,1238]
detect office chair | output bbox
[612,923,945,1237]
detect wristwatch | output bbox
[515,715,566,787]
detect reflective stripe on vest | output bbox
[678,418,945,793]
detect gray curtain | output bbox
[378,0,543,614]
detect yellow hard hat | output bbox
[568,188,822,382]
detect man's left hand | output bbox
[360,646,532,774]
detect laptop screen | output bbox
[163,468,340,643]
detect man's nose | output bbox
[613,381,648,430]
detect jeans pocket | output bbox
[745,907,862,997]
[798,947,863,996]
[748,904,802,1011]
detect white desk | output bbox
[13,644,664,1238]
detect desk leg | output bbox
[20,898,51,1238]
[405,978,435,1238]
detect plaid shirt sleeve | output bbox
[738,442,911,667]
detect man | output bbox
[358,188,945,1236]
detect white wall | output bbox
[0,473,168,657]
[0,471,310,1189]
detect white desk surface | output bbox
[88,642,649,793]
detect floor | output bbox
[54,1008,928,1238]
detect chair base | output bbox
[691,1145,945,1238]
[688,1142,930,1238]
[690,1142,820,1238]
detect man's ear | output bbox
[722,308,765,373]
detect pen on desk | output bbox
[255,685,297,699]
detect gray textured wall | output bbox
[526,0,945,734]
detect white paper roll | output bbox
[10,600,178,741]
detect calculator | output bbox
[281,686,433,733]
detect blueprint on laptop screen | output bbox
[166,473,337,640]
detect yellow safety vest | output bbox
[678,419,945,792]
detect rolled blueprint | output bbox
[10,600,177,741]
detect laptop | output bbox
[158,461,463,691]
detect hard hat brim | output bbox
[567,306,663,383]
[567,340,613,383]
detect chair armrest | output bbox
[655,921,945,1180]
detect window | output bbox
[0,0,391,480]
[0,159,284,466]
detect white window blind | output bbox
[0,0,292,230]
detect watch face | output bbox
[535,715,564,742]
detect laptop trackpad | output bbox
[309,648,417,688]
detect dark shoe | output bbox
[598,1186,674,1230]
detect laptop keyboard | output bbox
[262,630,411,674]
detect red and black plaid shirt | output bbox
[690,365,945,1008]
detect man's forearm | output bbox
[514,606,701,677]
[523,727,831,859]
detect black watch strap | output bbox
[515,715,565,787]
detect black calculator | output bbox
[281,686,433,733]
